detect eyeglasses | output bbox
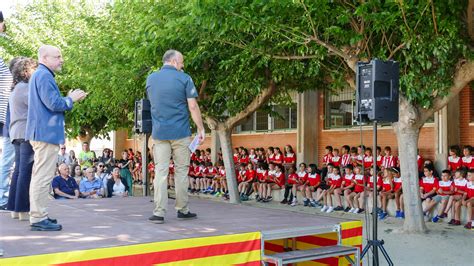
[60,148,66,150]
[98,165,104,167]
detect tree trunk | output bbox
[394,97,427,233]
[216,127,240,204]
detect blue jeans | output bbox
[0,136,15,206]
[7,139,34,212]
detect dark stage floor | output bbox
[0,197,350,258]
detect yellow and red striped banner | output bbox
[264,220,363,266]
[1,232,261,266]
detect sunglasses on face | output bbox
[98,165,104,167]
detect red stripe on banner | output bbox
[264,242,286,253]
[341,227,363,239]
[296,235,338,246]
[234,261,262,266]
[56,239,261,266]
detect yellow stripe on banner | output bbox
[340,220,363,231]
[1,232,261,266]
[155,250,261,266]
[314,232,339,241]
[295,261,330,266]
[341,236,363,247]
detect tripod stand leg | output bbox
[379,244,394,266]
[360,241,372,258]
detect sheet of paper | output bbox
[188,134,200,152]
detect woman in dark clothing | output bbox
[6,57,37,220]
[107,167,129,197]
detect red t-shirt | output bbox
[239,156,250,164]
[258,169,268,182]
[417,155,424,171]
[237,170,247,183]
[297,171,308,184]
[218,169,226,178]
[233,153,239,163]
[353,174,366,193]
[368,175,383,189]
[420,176,439,193]
[341,154,351,167]
[287,173,299,185]
[393,177,402,191]
[267,154,275,163]
[382,179,392,192]
[307,173,321,187]
[206,167,217,177]
[342,173,354,189]
[273,154,284,165]
[453,178,468,195]
[328,174,342,187]
[376,155,383,167]
[169,164,175,175]
[273,171,285,187]
[323,153,333,165]
[447,156,462,171]
[245,169,256,182]
[466,181,474,199]
[461,156,474,169]
[382,155,398,168]
[283,153,296,164]
[437,180,454,195]
[363,156,374,169]
[331,156,341,167]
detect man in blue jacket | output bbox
[26,45,87,231]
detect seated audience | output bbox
[107,167,129,197]
[80,167,104,199]
[52,163,80,199]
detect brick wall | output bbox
[317,92,435,166]
[460,85,474,147]
[201,131,297,152]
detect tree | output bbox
[206,0,473,232]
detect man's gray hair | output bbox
[162,49,180,63]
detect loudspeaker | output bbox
[134,99,152,134]
[355,59,399,123]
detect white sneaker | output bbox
[349,207,355,213]
[352,208,360,213]
[291,199,297,207]
[321,205,328,212]
[326,206,334,213]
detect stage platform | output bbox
[1,197,363,265]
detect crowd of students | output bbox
[183,144,474,230]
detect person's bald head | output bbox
[38,45,64,72]
[58,163,70,177]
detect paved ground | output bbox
[0,196,347,258]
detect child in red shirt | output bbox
[392,167,404,218]
[446,168,467,225]
[461,145,474,169]
[350,165,366,214]
[321,166,343,213]
[331,149,342,168]
[420,165,439,221]
[261,164,283,202]
[304,164,323,207]
[379,168,394,220]
[447,145,462,172]
[431,170,455,223]
[238,163,250,199]
[342,165,356,212]
[295,163,308,206]
[340,145,351,167]
[459,169,474,229]
[363,147,374,173]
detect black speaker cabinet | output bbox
[355,59,399,123]
[134,99,152,134]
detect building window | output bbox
[325,88,355,129]
[237,104,297,133]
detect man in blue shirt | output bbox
[52,163,79,199]
[146,50,205,224]
[26,45,87,231]
[79,167,103,198]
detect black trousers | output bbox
[7,139,34,212]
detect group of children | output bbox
[168,144,474,229]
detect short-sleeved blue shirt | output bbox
[52,175,79,198]
[146,65,198,140]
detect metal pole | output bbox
[373,120,379,265]
[142,133,149,197]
